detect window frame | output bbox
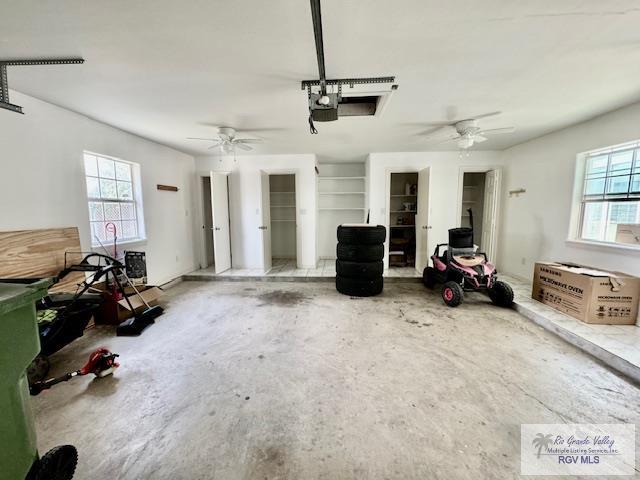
[83,151,146,247]
[572,141,640,250]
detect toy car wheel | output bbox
[488,280,514,307]
[34,445,78,480]
[27,354,50,384]
[442,281,463,307]
[422,267,436,289]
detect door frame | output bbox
[456,166,502,258]
[198,171,232,270]
[259,168,301,269]
[384,167,429,270]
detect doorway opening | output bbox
[461,172,486,247]
[388,172,419,270]
[385,168,431,275]
[459,169,500,260]
[201,172,232,274]
[201,176,215,269]
[268,174,297,272]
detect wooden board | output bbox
[0,227,85,293]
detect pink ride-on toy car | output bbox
[422,210,513,307]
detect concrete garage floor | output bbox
[33,281,639,479]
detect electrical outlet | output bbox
[176,255,180,263]
[521,257,526,265]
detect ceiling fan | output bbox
[187,127,262,153]
[420,112,515,149]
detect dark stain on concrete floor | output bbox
[256,290,309,307]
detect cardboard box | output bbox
[532,262,640,325]
[93,284,163,325]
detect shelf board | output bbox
[270,191,295,194]
[390,194,417,197]
[271,220,295,223]
[271,205,295,208]
[319,207,366,211]
[318,176,366,180]
[462,201,475,204]
[319,192,365,195]
[390,210,416,213]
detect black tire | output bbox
[442,281,463,307]
[27,354,50,384]
[488,280,514,307]
[422,267,436,289]
[336,260,384,279]
[336,275,383,297]
[34,445,78,480]
[337,225,386,245]
[336,243,384,262]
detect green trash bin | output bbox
[0,278,77,480]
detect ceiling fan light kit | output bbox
[424,112,515,150]
[187,126,262,156]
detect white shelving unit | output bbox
[389,172,419,267]
[269,175,297,259]
[317,163,367,259]
[460,172,486,240]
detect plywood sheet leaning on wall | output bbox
[0,227,85,293]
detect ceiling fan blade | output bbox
[234,142,252,151]
[424,126,459,140]
[234,138,263,144]
[472,111,502,120]
[242,128,288,133]
[473,135,488,143]
[207,144,222,150]
[478,127,515,135]
[428,134,460,145]
[187,137,218,141]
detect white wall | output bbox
[499,101,640,280]
[0,91,198,285]
[367,151,503,267]
[196,154,317,269]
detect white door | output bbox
[210,172,232,273]
[481,170,500,260]
[415,168,431,273]
[260,172,272,272]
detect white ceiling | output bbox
[2,0,640,162]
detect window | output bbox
[83,152,145,245]
[578,143,640,246]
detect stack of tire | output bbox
[335,224,386,297]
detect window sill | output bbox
[92,238,147,249]
[566,238,640,253]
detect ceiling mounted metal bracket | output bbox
[301,76,396,91]
[0,58,85,114]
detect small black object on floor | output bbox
[116,305,163,336]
